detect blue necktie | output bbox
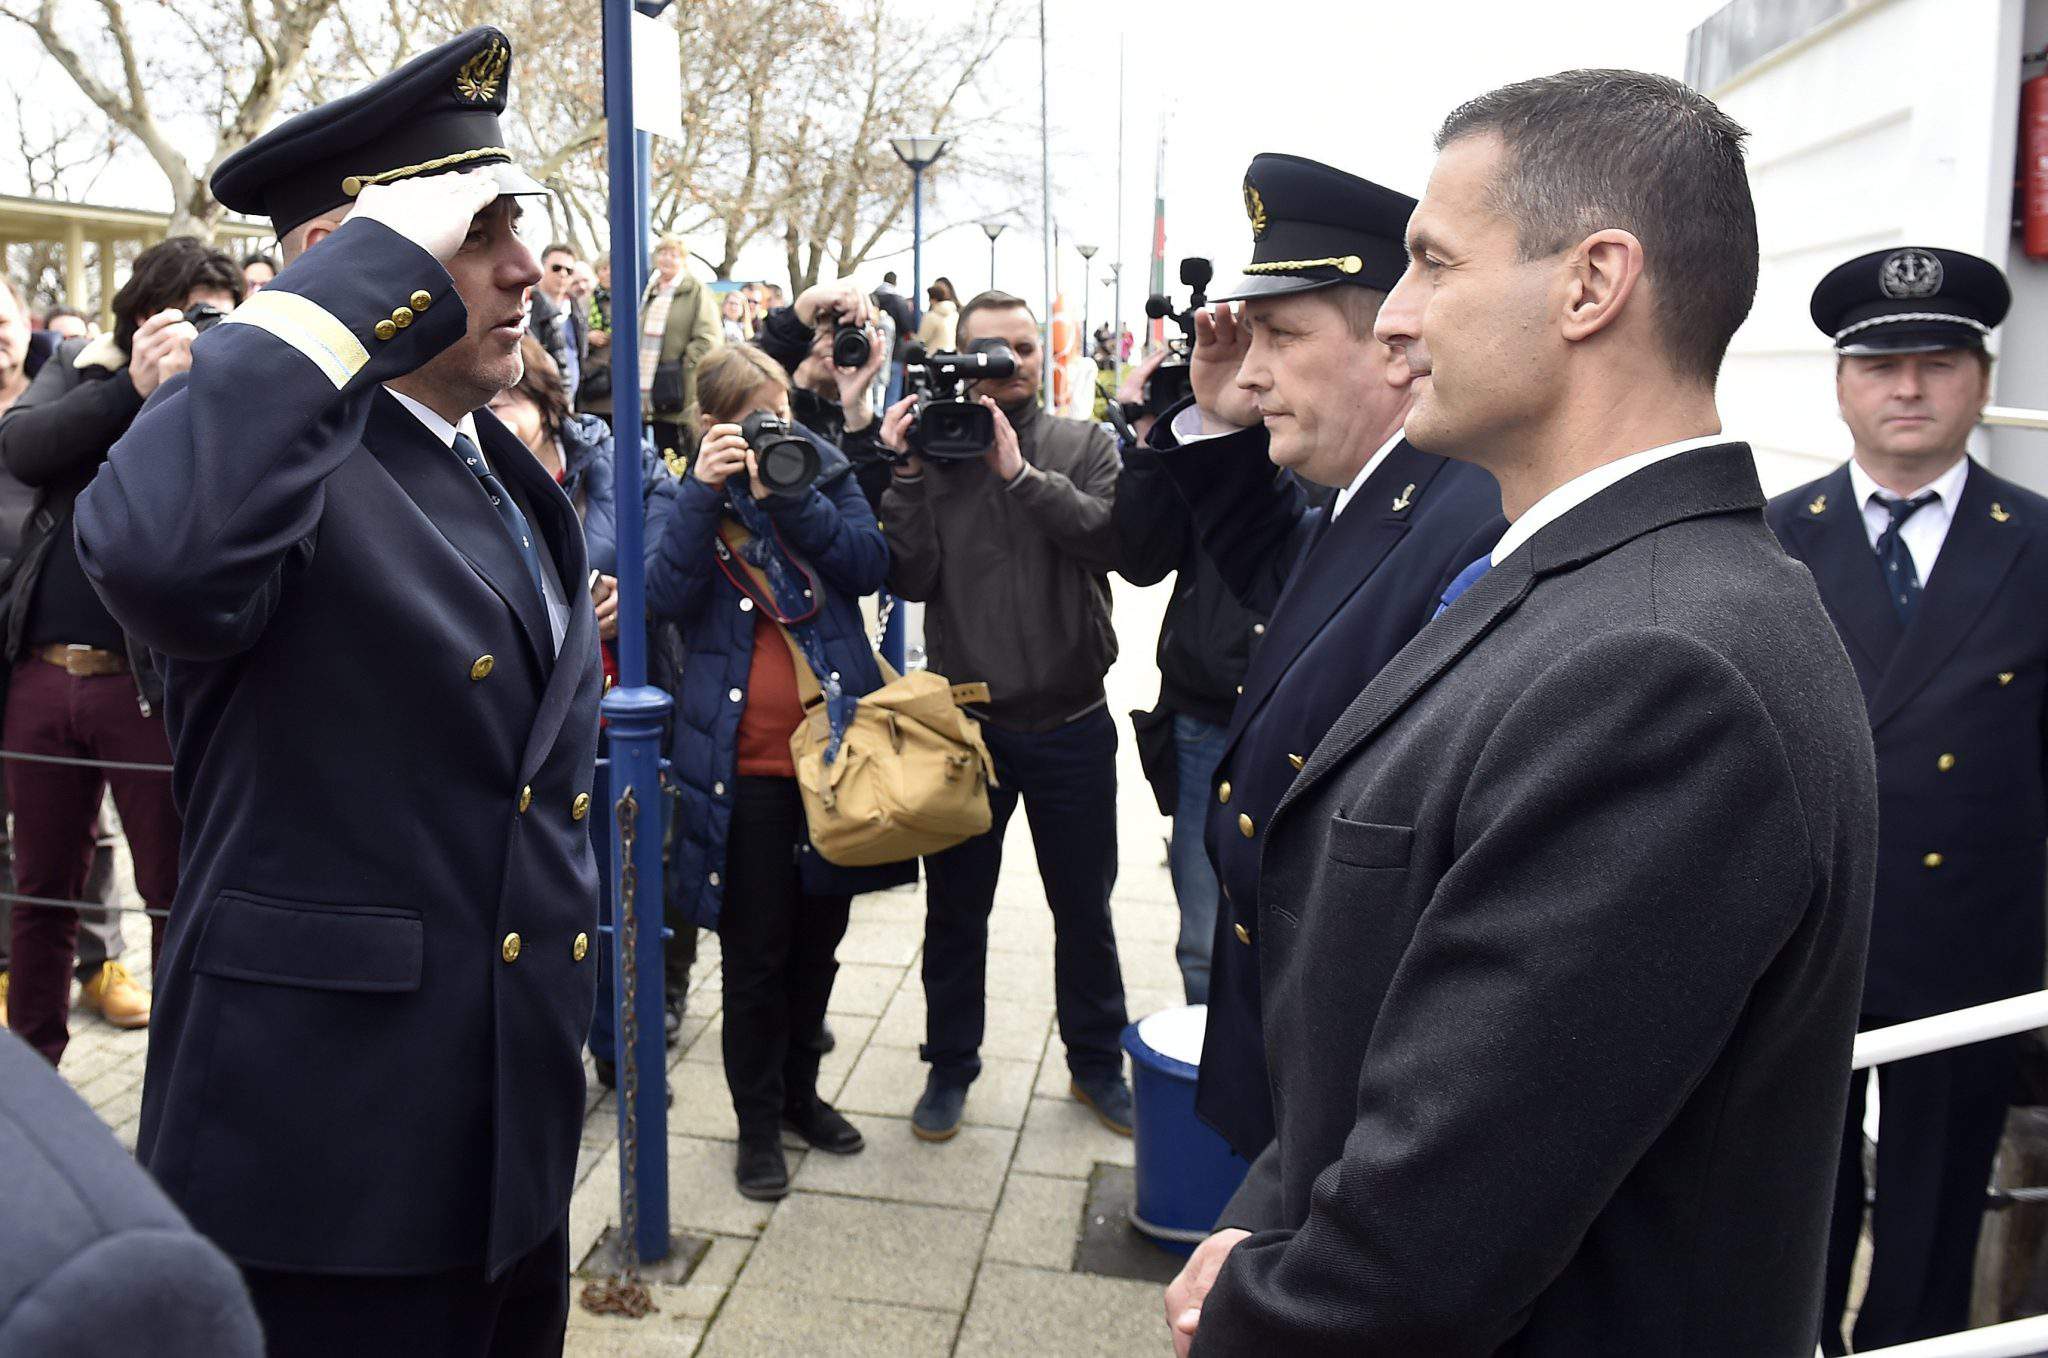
[1433,554,1493,620]
[1873,491,1937,626]
[453,431,546,602]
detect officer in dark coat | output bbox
[72,29,601,1357]
[1133,153,1502,1159]
[1768,247,2047,1354]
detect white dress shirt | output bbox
[387,388,568,653]
[1165,405,1407,521]
[1490,434,1736,566]
[1848,455,1967,588]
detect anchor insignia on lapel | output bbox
[1391,483,1415,513]
[1808,494,1827,515]
[1991,502,2012,523]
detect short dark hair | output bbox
[112,237,244,352]
[42,303,88,324]
[883,271,898,284]
[956,289,1033,341]
[542,242,577,262]
[1435,69,1758,385]
[240,252,278,273]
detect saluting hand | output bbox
[352,170,503,263]
[1191,303,1260,432]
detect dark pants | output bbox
[243,1222,569,1358]
[718,776,851,1137]
[1168,714,1230,1005]
[1822,1022,2017,1354]
[920,706,1127,1086]
[0,779,126,975]
[3,658,179,1064]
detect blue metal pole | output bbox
[879,166,926,673]
[600,0,672,1267]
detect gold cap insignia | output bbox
[1991,501,2012,523]
[1808,494,1827,515]
[455,39,508,105]
[1243,182,1268,239]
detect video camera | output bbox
[1140,256,1212,418]
[901,338,1019,460]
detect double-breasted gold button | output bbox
[390,306,414,330]
[1217,782,1232,805]
[410,289,433,312]
[1287,753,1305,772]
[572,932,589,962]
[501,932,522,962]
[1238,813,1255,838]
[470,654,495,681]
[373,320,398,341]
[1233,922,1252,946]
[518,785,533,813]
[572,792,591,822]
[1923,852,1945,869]
[1937,753,1956,773]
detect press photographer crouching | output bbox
[0,237,242,1064]
[752,283,892,510]
[645,345,912,1201]
[876,290,1133,1142]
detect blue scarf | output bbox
[724,492,858,763]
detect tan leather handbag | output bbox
[718,526,997,867]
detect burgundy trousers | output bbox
[4,657,180,1064]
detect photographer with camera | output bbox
[752,283,893,509]
[646,344,912,1201]
[875,289,1132,1142]
[0,237,242,1063]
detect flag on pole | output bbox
[1149,121,1167,350]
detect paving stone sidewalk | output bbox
[55,577,1194,1356]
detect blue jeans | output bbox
[1170,714,1230,1005]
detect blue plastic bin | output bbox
[1120,1005,1251,1256]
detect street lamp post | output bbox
[1107,261,1122,363]
[981,221,1007,292]
[1076,243,1097,362]
[890,135,950,329]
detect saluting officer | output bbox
[1768,247,2048,1354]
[73,29,603,1355]
[1133,153,1502,1160]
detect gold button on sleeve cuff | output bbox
[501,932,522,962]
[572,792,591,822]
[1923,852,1945,869]
[373,320,398,341]
[391,306,414,329]
[518,785,533,813]
[572,932,589,962]
[470,654,495,681]
[1238,813,1255,838]
[410,290,433,311]
[1999,672,2016,686]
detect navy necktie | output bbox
[453,431,546,603]
[1433,554,1493,620]
[1872,491,1938,626]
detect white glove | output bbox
[350,170,502,263]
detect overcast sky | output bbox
[866,0,1733,334]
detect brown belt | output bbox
[34,644,129,678]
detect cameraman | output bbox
[0,236,242,1063]
[876,289,1132,1142]
[753,284,892,510]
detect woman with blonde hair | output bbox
[645,344,911,1200]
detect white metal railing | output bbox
[1836,988,2048,1358]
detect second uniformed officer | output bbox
[1132,153,1502,1160]
[1769,247,2048,1354]
[74,30,602,1354]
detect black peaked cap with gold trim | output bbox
[213,26,547,237]
[1810,246,2011,356]
[1215,152,1417,303]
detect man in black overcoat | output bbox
[72,29,602,1357]
[1129,153,1502,1159]
[1166,69,1878,1357]
[1769,246,2048,1353]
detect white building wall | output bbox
[1701,0,2048,497]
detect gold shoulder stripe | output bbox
[222,290,370,390]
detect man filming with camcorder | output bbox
[875,289,1134,1144]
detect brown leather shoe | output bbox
[79,961,151,1029]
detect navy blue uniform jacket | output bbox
[72,219,605,1280]
[1769,458,2048,1019]
[1142,406,1502,1157]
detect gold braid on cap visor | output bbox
[341,146,515,197]
[1241,255,1364,275]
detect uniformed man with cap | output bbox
[1767,247,2048,1354]
[1130,152,1501,1162]
[73,28,603,1354]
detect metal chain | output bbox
[872,591,895,654]
[578,785,656,1319]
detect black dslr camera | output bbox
[901,338,1019,460]
[831,322,872,370]
[1140,256,1212,417]
[740,410,820,498]
[183,302,229,334]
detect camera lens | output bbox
[740,410,822,496]
[832,324,871,369]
